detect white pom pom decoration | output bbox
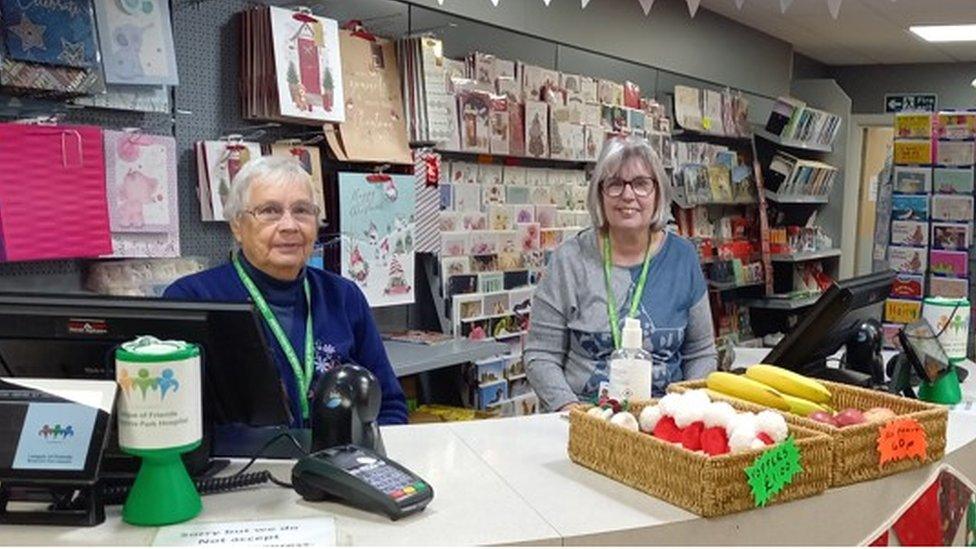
[728,421,759,452]
[755,410,789,443]
[638,405,663,433]
[702,401,737,429]
[658,393,682,417]
[672,395,705,429]
[683,389,711,409]
[610,411,639,432]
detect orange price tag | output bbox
[877,418,927,466]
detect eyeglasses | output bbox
[601,176,656,198]
[244,201,321,225]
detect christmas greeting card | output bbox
[269,6,344,123]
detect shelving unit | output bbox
[748,82,850,340]
[670,101,764,345]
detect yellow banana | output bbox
[705,372,791,411]
[744,364,832,404]
[781,393,830,416]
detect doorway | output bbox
[855,126,894,275]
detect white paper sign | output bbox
[153,517,336,547]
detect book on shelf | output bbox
[764,96,841,148]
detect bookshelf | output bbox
[748,81,850,339]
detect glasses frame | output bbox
[601,176,657,198]
[244,202,321,225]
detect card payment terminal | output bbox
[291,445,433,520]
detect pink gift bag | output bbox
[0,123,112,261]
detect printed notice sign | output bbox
[152,517,336,547]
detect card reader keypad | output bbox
[349,462,427,501]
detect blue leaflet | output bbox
[1,0,98,68]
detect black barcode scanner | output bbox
[309,363,385,456]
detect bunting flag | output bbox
[638,0,654,15]
[780,0,793,13]
[827,0,842,19]
[686,0,701,17]
[734,0,745,9]
[490,0,500,5]
[542,0,551,5]
[581,0,591,7]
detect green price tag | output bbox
[744,436,803,507]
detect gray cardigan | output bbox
[525,229,718,411]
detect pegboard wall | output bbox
[0,0,794,331]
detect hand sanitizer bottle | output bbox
[608,318,654,402]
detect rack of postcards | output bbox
[746,96,842,325]
[882,111,975,349]
[401,39,673,415]
[670,85,761,345]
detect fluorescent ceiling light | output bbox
[910,24,976,42]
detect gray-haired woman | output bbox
[525,135,717,412]
[164,156,407,428]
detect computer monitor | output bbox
[763,270,895,384]
[0,292,292,470]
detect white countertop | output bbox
[7,348,976,546]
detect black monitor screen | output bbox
[763,270,895,374]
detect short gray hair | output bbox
[223,155,314,220]
[586,134,670,232]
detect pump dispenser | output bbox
[607,318,654,401]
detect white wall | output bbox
[831,62,976,114]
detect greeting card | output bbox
[461,211,487,231]
[929,250,968,278]
[936,140,975,166]
[895,113,934,139]
[2,0,97,67]
[267,6,343,122]
[488,204,514,230]
[489,94,510,155]
[93,0,179,85]
[890,274,924,300]
[888,246,928,275]
[891,194,929,222]
[441,232,469,256]
[893,140,933,165]
[459,90,491,153]
[931,194,973,222]
[524,167,547,187]
[517,222,541,252]
[503,165,527,186]
[104,131,177,234]
[506,185,530,204]
[893,167,932,194]
[937,112,976,140]
[479,164,503,187]
[890,221,928,247]
[525,101,549,158]
[439,211,459,232]
[885,298,922,324]
[482,183,505,206]
[931,222,971,251]
[933,167,973,194]
[451,161,478,186]
[929,276,969,299]
[339,173,415,307]
[453,183,482,212]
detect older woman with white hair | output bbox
[525,135,717,412]
[165,156,407,426]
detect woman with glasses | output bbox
[525,135,717,412]
[164,156,407,427]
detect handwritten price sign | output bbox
[877,418,927,466]
[744,436,803,507]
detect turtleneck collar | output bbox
[237,252,306,305]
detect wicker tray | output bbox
[669,380,948,487]
[567,401,833,517]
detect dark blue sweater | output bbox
[163,257,408,426]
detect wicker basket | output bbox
[669,380,948,487]
[567,401,833,517]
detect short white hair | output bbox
[586,134,670,232]
[222,155,314,220]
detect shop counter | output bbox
[7,373,976,545]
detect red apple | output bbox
[833,408,866,427]
[808,411,839,426]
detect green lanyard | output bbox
[233,255,314,421]
[602,232,655,350]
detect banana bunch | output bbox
[705,365,833,416]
